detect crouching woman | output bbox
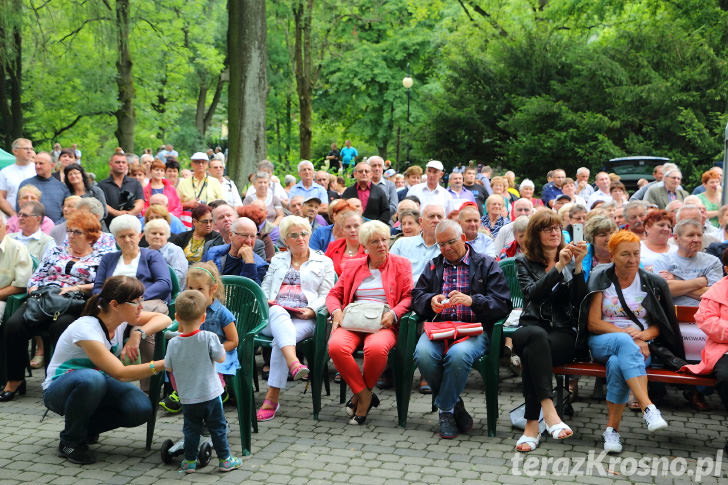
[42,276,171,465]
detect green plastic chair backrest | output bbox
[169,266,180,300]
[31,255,39,270]
[498,257,522,309]
[220,275,269,334]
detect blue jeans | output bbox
[43,369,152,447]
[182,397,230,461]
[589,332,651,405]
[414,331,489,411]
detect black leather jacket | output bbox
[516,253,586,332]
[576,264,685,359]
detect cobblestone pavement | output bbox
[1,363,727,484]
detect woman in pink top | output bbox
[143,159,182,217]
[327,220,412,425]
[683,248,728,410]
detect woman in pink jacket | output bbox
[143,159,183,217]
[683,248,728,410]
[327,220,412,425]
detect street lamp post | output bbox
[402,64,413,170]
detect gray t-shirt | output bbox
[653,251,723,306]
[164,330,225,405]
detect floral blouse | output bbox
[28,246,101,288]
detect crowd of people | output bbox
[2,137,728,470]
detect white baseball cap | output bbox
[190,152,209,161]
[426,160,444,172]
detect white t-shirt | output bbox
[407,183,453,212]
[0,163,36,211]
[601,274,648,331]
[43,316,127,389]
[245,181,288,202]
[354,269,387,303]
[640,242,676,273]
[112,252,141,278]
[587,190,612,209]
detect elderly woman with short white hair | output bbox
[143,218,187,289]
[257,215,336,421]
[327,220,413,425]
[92,215,173,391]
[518,179,544,208]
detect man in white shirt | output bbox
[446,172,476,215]
[0,138,36,217]
[9,200,55,260]
[576,167,593,200]
[458,204,495,257]
[407,160,452,212]
[587,172,612,209]
[390,204,444,283]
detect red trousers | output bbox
[328,327,396,394]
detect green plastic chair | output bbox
[253,318,331,418]
[499,257,521,339]
[409,314,505,436]
[315,309,418,427]
[167,265,181,317]
[221,275,269,456]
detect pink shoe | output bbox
[256,399,280,421]
[289,360,310,381]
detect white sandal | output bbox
[515,434,540,452]
[546,421,573,440]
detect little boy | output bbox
[164,290,242,473]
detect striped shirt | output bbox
[354,269,387,304]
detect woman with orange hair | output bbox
[697,169,721,227]
[581,230,684,454]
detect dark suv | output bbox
[604,156,670,192]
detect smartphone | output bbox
[572,223,584,244]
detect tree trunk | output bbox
[293,0,314,160]
[227,0,267,187]
[114,0,135,152]
[0,0,23,147]
[285,93,291,170]
[195,70,227,139]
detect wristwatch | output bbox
[133,328,147,340]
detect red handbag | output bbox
[423,321,483,353]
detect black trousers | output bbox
[512,324,575,420]
[3,302,77,382]
[713,353,728,410]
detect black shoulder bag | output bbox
[610,274,687,371]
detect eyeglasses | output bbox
[17,147,33,151]
[123,298,144,307]
[18,212,38,219]
[67,229,85,237]
[437,238,460,248]
[197,219,213,225]
[541,225,562,233]
[233,232,257,239]
[191,159,207,164]
[287,232,309,240]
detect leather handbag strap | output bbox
[609,272,644,331]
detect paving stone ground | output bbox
[1,360,727,484]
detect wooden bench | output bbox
[553,362,717,417]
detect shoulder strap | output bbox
[609,272,644,330]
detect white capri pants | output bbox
[259,305,315,389]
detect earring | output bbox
[364,249,369,254]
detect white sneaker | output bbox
[602,427,622,453]
[643,404,668,432]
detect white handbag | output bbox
[340,301,389,333]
